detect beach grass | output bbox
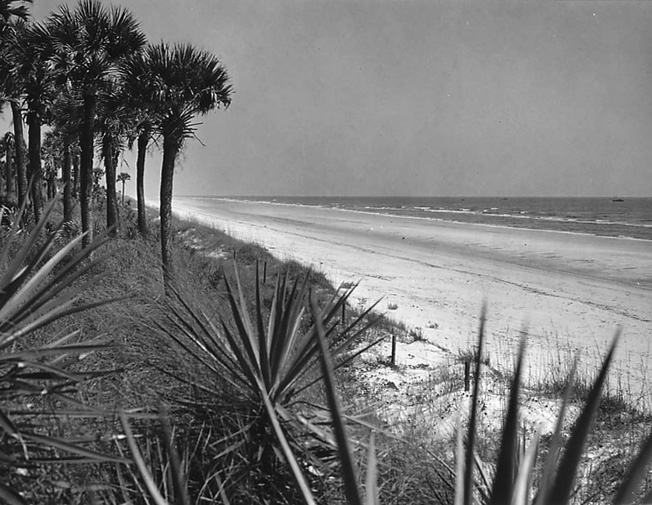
[2,199,652,503]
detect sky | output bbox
[10,0,652,198]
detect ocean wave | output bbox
[190,196,652,240]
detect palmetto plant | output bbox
[117,289,652,504]
[0,199,127,503]
[155,265,383,502]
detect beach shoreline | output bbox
[196,196,651,242]
[169,196,652,406]
[192,195,652,242]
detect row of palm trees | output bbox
[0,0,232,283]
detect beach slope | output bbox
[172,197,652,403]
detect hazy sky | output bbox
[17,1,652,197]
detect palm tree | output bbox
[9,104,27,210]
[47,0,146,247]
[0,0,31,31]
[6,20,58,223]
[0,17,30,213]
[117,171,130,205]
[97,82,137,235]
[124,103,155,237]
[132,119,152,236]
[50,93,81,223]
[1,3,32,210]
[41,130,60,199]
[121,42,232,285]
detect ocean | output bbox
[223,196,652,241]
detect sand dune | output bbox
[172,197,652,406]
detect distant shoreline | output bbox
[178,195,652,242]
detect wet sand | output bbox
[172,197,652,405]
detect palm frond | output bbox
[120,40,232,145]
[159,264,382,500]
[0,198,125,491]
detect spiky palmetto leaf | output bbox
[0,198,128,494]
[311,297,363,505]
[544,334,620,504]
[452,324,652,505]
[119,412,180,505]
[488,335,526,505]
[0,202,112,344]
[164,264,381,409]
[120,289,380,505]
[157,264,382,500]
[455,306,487,505]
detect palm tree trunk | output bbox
[103,134,119,236]
[62,140,73,222]
[79,92,97,249]
[72,152,79,198]
[4,135,16,206]
[47,172,56,199]
[136,127,149,236]
[160,134,177,288]
[27,111,43,223]
[11,101,28,212]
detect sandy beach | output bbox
[172,197,652,405]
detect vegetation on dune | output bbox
[1,0,231,276]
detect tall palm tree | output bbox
[1,3,32,209]
[96,81,136,235]
[121,42,232,285]
[47,0,146,247]
[6,20,57,223]
[50,93,81,223]
[133,119,152,236]
[117,171,130,205]
[41,130,60,199]
[0,17,30,213]
[124,104,155,237]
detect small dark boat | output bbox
[612,198,624,202]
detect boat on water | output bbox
[612,198,624,202]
